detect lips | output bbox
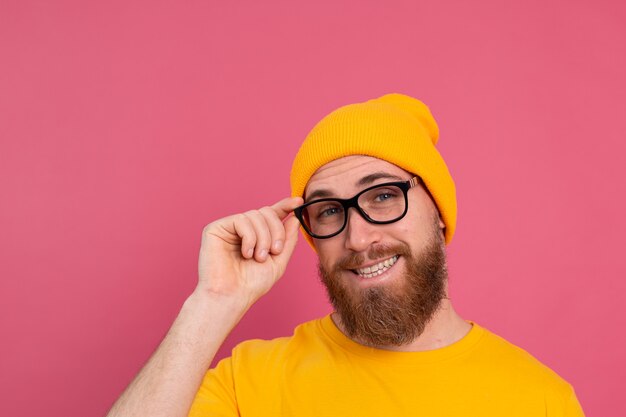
[353,255,399,278]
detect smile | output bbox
[353,255,399,278]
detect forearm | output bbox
[106,291,247,417]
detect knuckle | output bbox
[244,210,262,223]
[246,208,260,216]
[261,207,280,225]
[202,222,217,237]
[235,213,249,224]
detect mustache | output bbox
[334,243,412,270]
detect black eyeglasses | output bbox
[294,177,421,239]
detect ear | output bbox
[438,218,446,230]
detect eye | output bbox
[375,192,394,202]
[318,206,343,219]
[372,188,400,202]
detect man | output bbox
[107,94,584,416]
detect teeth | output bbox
[355,256,398,278]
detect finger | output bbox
[232,214,256,259]
[270,196,304,220]
[273,214,300,273]
[259,206,286,255]
[244,210,272,262]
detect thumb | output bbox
[273,214,301,271]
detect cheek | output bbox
[392,215,418,236]
[393,216,433,248]
[314,239,341,269]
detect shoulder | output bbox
[229,316,326,367]
[472,323,577,398]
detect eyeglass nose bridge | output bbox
[336,193,377,234]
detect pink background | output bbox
[1,1,625,415]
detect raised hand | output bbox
[197,196,304,310]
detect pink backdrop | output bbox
[1,1,625,415]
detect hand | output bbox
[196,196,304,310]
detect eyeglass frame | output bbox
[293,176,422,239]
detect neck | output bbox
[331,298,471,352]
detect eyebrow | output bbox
[305,171,405,202]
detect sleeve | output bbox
[187,356,239,417]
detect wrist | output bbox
[185,288,249,320]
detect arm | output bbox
[106,196,304,417]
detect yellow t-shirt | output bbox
[189,316,584,416]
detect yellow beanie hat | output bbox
[290,93,456,247]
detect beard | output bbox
[318,219,448,347]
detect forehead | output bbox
[304,155,411,198]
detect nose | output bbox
[343,207,382,252]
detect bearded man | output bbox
[106,94,585,417]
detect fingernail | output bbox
[259,249,268,260]
[273,240,283,252]
[246,248,254,258]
